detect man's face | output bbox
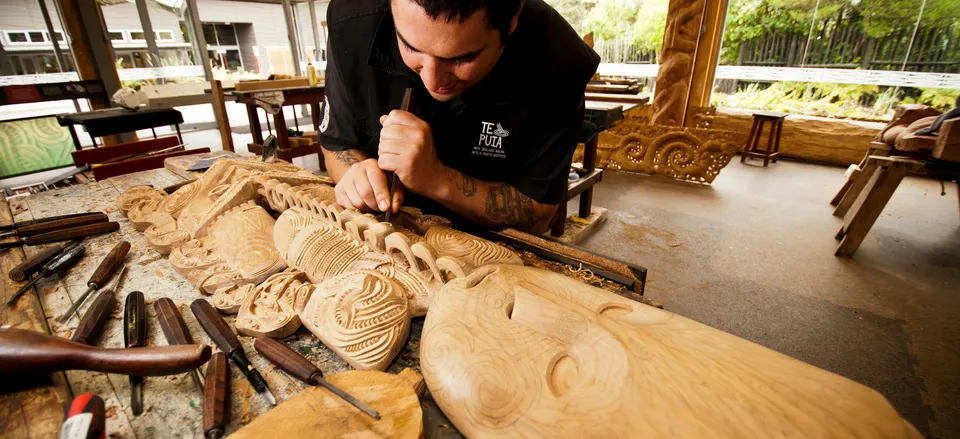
[391,0,509,102]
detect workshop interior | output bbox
[1,0,958,438]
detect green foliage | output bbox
[631,0,669,52]
[582,0,641,41]
[711,82,960,120]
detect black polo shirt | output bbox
[319,0,600,207]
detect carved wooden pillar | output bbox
[652,0,728,127]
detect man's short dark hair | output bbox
[408,0,522,41]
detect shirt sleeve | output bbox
[317,18,371,154]
[507,93,584,205]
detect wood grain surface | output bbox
[421,264,915,438]
[230,369,424,439]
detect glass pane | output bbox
[179,21,192,43]
[29,31,45,42]
[8,32,27,43]
[109,31,124,41]
[53,31,65,42]
[158,31,174,41]
[225,49,242,70]
[202,24,217,45]
[130,31,145,41]
[215,24,237,45]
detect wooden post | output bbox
[210,80,234,152]
[651,0,728,127]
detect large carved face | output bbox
[420,265,909,438]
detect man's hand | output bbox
[377,110,446,197]
[334,158,404,213]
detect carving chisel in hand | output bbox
[71,266,126,346]
[154,297,205,396]
[0,212,108,239]
[124,291,146,415]
[0,211,103,233]
[59,241,131,323]
[384,87,414,223]
[7,243,86,306]
[254,336,380,420]
[204,352,230,439]
[0,221,119,249]
[191,299,277,405]
[0,328,211,376]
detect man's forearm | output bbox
[431,167,557,234]
[322,148,369,182]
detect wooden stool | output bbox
[741,111,787,167]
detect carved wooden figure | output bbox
[235,270,315,338]
[300,270,410,371]
[421,264,918,439]
[209,201,286,285]
[423,227,522,268]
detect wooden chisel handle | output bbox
[22,222,120,246]
[7,241,73,282]
[0,212,101,233]
[154,298,195,345]
[254,336,322,384]
[14,213,108,238]
[190,299,241,354]
[71,289,117,345]
[204,352,230,439]
[0,328,211,376]
[88,241,131,288]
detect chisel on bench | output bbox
[0,222,119,249]
[0,213,108,240]
[155,297,206,396]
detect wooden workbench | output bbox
[0,168,429,438]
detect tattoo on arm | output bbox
[334,150,360,166]
[485,184,537,227]
[447,168,478,197]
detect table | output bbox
[57,108,185,149]
[233,86,326,168]
[0,165,649,438]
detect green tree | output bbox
[543,0,588,33]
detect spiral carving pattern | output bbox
[424,227,522,268]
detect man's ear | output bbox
[508,0,525,36]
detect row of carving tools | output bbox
[2,213,378,438]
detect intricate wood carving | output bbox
[421,264,913,438]
[652,0,705,126]
[300,270,411,371]
[235,270,315,338]
[424,227,523,268]
[209,200,286,285]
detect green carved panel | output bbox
[0,116,74,178]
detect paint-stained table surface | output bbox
[0,168,436,439]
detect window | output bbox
[109,31,125,41]
[28,31,45,42]
[52,31,65,42]
[215,24,237,45]
[157,31,174,41]
[130,31,145,41]
[7,32,27,43]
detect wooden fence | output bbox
[594,38,658,64]
[739,22,960,73]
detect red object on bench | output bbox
[92,148,210,180]
[72,136,180,166]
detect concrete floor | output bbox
[575,161,959,439]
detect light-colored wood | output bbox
[835,158,921,258]
[234,78,311,92]
[424,226,523,269]
[300,270,411,371]
[230,369,424,439]
[0,199,73,439]
[211,80,234,152]
[550,206,608,245]
[163,151,243,180]
[209,201,287,285]
[933,117,960,162]
[685,0,728,124]
[421,264,914,439]
[235,270,314,338]
[834,159,882,217]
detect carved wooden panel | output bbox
[652,0,705,126]
[209,201,286,285]
[235,270,314,338]
[421,264,914,438]
[424,227,523,268]
[300,270,411,371]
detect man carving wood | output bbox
[319,0,600,234]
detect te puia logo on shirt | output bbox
[479,121,509,149]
